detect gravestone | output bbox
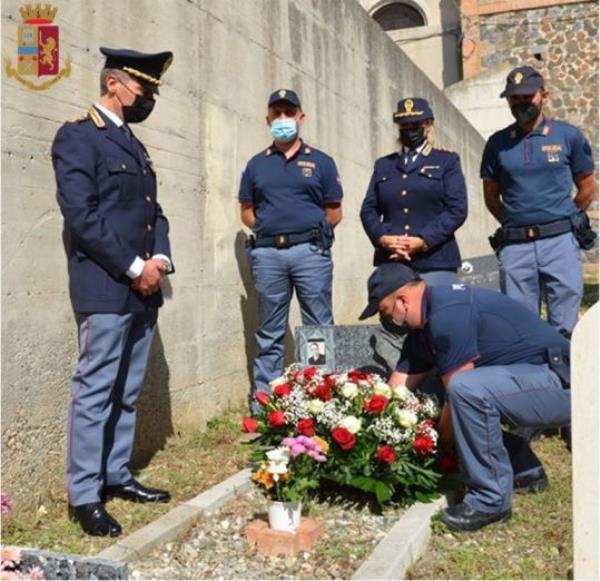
[295,254,499,374]
[295,324,404,376]
[571,303,599,579]
[17,547,127,580]
[456,254,500,290]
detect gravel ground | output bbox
[130,486,406,580]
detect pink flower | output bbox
[27,566,46,580]
[1,546,22,568]
[291,444,306,457]
[1,493,12,514]
[307,449,327,462]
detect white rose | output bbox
[392,384,411,401]
[336,373,348,386]
[395,409,418,428]
[340,382,358,399]
[340,415,362,434]
[308,399,325,415]
[373,382,392,398]
[269,376,288,388]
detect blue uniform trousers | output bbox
[499,232,582,335]
[67,310,157,506]
[447,363,570,513]
[250,243,333,405]
[420,270,456,286]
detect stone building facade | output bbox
[460,0,598,271]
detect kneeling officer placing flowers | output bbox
[358,263,571,531]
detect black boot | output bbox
[69,502,122,537]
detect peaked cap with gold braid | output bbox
[100,47,173,94]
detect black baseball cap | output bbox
[268,88,301,108]
[359,263,421,320]
[500,66,544,98]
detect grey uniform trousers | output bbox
[67,310,157,506]
[447,363,570,513]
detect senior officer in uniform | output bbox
[359,262,571,531]
[482,66,596,337]
[239,89,343,410]
[361,98,468,285]
[52,47,174,536]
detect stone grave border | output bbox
[98,467,450,580]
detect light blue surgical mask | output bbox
[270,118,298,142]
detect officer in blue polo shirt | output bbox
[239,89,343,409]
[361,98,468,285]
[359,263,571,531]
[482,66,596,337]
[52,47,174,537]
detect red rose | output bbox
[413,434,435,455]
[377,445,396,464]
[273,383,292,398]
[438,453,459,474]
[324,374,337,388]
[363,394,389,414]
[314,383,332,402]
[304,367,318,381]
[332,426,356,451]
[267,410,286,429]
[255,392,271,407]
[296,417,315,437]
[348,370,368,383]
[241,417,258,433]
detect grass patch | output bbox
[1,411,249,556]
[582,282,598,311]
[407,435,572,580]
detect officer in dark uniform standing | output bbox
[482,66,596,337]
[239,89,343,411]
[52,47,174,536]
[359,262,571,531]
[361,98,468,285]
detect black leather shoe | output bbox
[513,467,549,494]
[442,502,512,532]
[69,502,122,537]
[104,478,171,503]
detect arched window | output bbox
[372,2,426,31]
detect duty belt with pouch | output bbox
[489,217,573,253]
[570,210,597,250]
[546,347,570,389]
[251,228,324,249]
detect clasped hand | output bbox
[378,235,425,261]
[132,258,167,296]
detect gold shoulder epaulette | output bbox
[87,106,106,129]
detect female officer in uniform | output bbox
[360,98,468,285]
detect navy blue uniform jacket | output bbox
[360,146,467,270]
[52,106,172,313]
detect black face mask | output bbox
[510,102,540,126]
[118,81,156,124]
[379,313,409,335]
[399,126,426,150]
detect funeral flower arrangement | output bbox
[243,366,441,505]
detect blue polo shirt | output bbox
[238,141,343,236]
[397,284,569,376]
[481,117,594,227]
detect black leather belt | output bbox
[254,229,320,249]
[502,218,572,243]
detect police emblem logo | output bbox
[278,89,286,98]
[404,99,414,113]
[5,3,71,91]
[302,167,313,177]
[514,72,524,84]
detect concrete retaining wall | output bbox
[1,0,494,508]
